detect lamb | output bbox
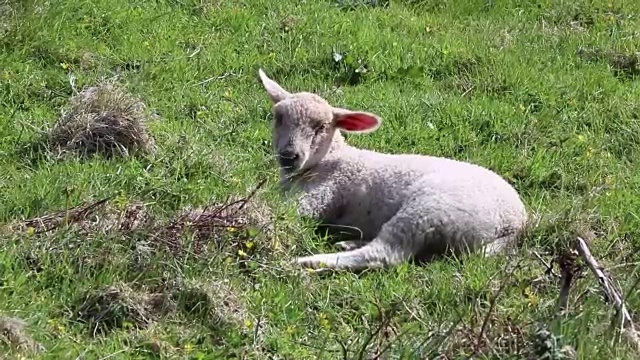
[257,68,529,272]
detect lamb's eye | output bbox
[314,123,327,134]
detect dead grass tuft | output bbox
[0,316,44,354]
[8,196,112,235]
[155,188,273,258]
[46,80,156,158]
[175,279,266,352]
[577,46,640,78]
[173,278,259,334]
[437,316,529,358]
[114,201,154,233]
[8,180,274,260]
[73,283,174,336]
[72,279,262,341]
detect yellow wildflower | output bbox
[286,325,295,334]
[318,313,330,329]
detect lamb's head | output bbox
[258,69,381,174]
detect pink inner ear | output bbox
[336,113,378,131]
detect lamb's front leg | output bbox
[295,244,390,270]
[295,206,423,271]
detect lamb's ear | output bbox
[332,107,381,134]
[258,68,291,103]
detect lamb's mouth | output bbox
[279,162,304,175]
[277,151,308,172]
[278,155,310,178]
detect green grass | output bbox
[2,0,640,358]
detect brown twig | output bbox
[576,237,640,352]
[252,314,262,346]
[334,336,349,360]
[370,320,420,360]
[556,248,580,313]
[209,178,267,219]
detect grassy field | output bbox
[2,0,640,358]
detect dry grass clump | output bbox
[7,196,113,235]
[73,283,174,336]
[157,189,273,257]
[72,279,261,341]
[0,316,44,354]
[8,181,275,260]
[47,81,156,158]
[438,317,528,358]
[173,278,260,335]
[109,182,274,259]
[577,46,640,78]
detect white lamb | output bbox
[257,68,528,271]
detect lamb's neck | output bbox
[280,131,356,187]
[325,130,356,157]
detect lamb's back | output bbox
[339,149,527,231]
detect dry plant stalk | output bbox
[576,237,640,352]
[556,249,580,313]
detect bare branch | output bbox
[576,237,640,352]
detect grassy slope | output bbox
[1,0,640,358]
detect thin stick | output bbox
[191,72,237,87]
[532,250,559,277]
[576,237,640,352]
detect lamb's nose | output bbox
[278,150,300,168]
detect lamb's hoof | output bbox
[294,256,332,275]
[303,267,333,275]
[296,255,324,269]
[333,240,367,251]
[297,253,342,270]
